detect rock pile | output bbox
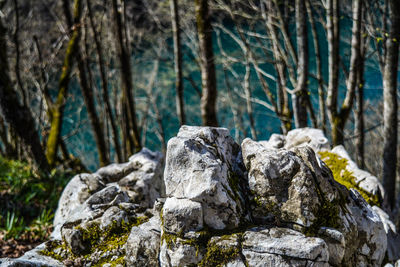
[1,126,399,267]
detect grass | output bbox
[0,156,72,250]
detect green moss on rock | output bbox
[319,151,379,206]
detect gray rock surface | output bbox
[284,128,330,152]
[125,216,161,266]
[242,227,329,267]
[163,125,249,230]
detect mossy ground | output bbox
[319,151,380,206]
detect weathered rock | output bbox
[118,148,165,208]
[259,133,285,149]
[125,216,161,266]
[332,145,384,201]
[53,173,106,235]
[284,128,330,152]
[162,197,203,234]
[0,243,63,267]
[159,236,203,267]
[242,227,329,267]
[164,126,249,230]
[100,206,129,230]
[348,189,387,265]
[373,206,400,262]
[242,138,344,228]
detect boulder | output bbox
[163,125,249,230]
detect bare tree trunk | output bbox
[195,0,218,127]
[87,0,122,163]
[112,0,141,154]
[355,34,367,169]
[46,0,83,167]
[0,16,49,171]
[326,0,340,144]
[382,0,400,210]
[306,0,326,133]
[170,0,186,126]
[293,0,309,128]
[243,57,257,140]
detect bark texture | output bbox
[195,0,218,127]
[382,0,400,209]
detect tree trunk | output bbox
[326,0,340,143]
[306,0,326,133]
[170,0,186,126]
[382,0,400,210]
[87,0,122,163]
[112,0,141,154]
[355,33,367,169]
[293,0,309,128]
[195,0,218,127]
[0,17,49,171]
[45,0,83,167]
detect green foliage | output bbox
[198,236,241,267]
[319,151,380,206]
[0,156,71,241]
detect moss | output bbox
[304,198,341,237]
[198,235,240,267]
[319,151,380,206]
[40,215,148,265]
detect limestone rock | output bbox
[119,148,165,208]
[53,173,106,233]
[162,197,203,234]
[242,227,329,267]
[332,145,384,200]
[284,128,330,152]
[125,216,161,266]
[163,125,249,230]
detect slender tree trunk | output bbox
[46,0,83,167]
[0,17,49,171]
[61,0,110,167]
[306,0,326,133]
[293,0,309,128]
[170,0,186,126]
[87,0,122,163]
[195,0,218,127]
[355,34,367,169]
[326,0,340,144]
[112,0,141,154]
[243,57,257,140]
[382,0,400,210]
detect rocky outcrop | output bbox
[2,126,398,267]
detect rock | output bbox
[162,197,203,234]
[163,125,249,230]
[242,227,329,266]
[0,243,63,267]
[100,206,129,230]
[259,133,285,149]
[284,128,330,152]
[53,173,106,234]
[372,206,400,262]
[241,138,344,228]
[159,236,203,267]
[332,145,384,200]
[348,189,387,265]
[125,216,161,266]
[200,234,245,267]
[119,148,165,208]
[317,227,345,266]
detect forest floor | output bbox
[0,157,72,258]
